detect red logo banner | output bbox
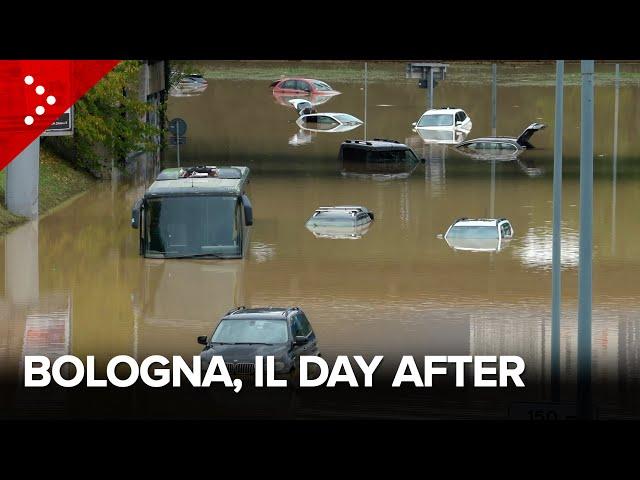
[0,60,120,170]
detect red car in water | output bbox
[270,77,340,96]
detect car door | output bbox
[279,79,298,93]
[295,80,312,95]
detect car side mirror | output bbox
[411,122,417,127]
[294,336,308,346]
[241,194,253,226]
[197,335,208,345]
[131,198,142,229]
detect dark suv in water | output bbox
[197,306,320,378]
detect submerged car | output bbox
[412,107,472,134]
[443,218,514,253]
[455,122,546,160]
[339,139,422,179]
[305,205,374,239]
[169,73,209,97]
[273,91,337,108]
[131,166,253,259]
[296,113,363,133]
[198,306,320,378]
[271,77,340,96]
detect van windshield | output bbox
[447,225,498,239]
[144,196,242,258]
[417,114,454,127]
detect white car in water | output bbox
[305,205,374,239]
[296,113,363,133]
[412,107,472,137]
[443,218,514,253]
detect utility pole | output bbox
[551,60,564,400]
[577,60,594,420]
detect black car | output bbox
[339,139,423,178]
[197,306,320,379]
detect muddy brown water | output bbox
[1,62,639,417]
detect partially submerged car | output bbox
[197,306,320,378]
[296,113,363,133]
[413,107,472,134]
[271,77,340,96]
[454,122,546,160]
[131,166,253,259]
[339,139,422,179]
[305,206,374,239]
[169,73,209,97]
[443,218,514,253]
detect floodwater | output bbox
[1,61,640,418]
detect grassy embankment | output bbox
[0,147,95,235]
[192,60,640,86]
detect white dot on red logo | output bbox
[46,95,56,105]
[35,106,45,116]
[24,75,34,85]
[24,116,34,125]
[35,85,45,95]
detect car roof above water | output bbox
[341,139,410,150]
[221,307,297,321]
[453,218,508,227]
[145,166,250,197]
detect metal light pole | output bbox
[489,64,497,217]
[611,64,620,255]
[491,64,497,136]
[577,60,595,420]
[551,60,564,400]
[364,62,368,140]
[429,68,434,109]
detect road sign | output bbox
[41,107,73,137]
[168,117,187,136]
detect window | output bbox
[317,115,338,124]
[211,319,289,344]
[291,314,311,337]
[296,80,311,92]
[332,113,360,125]
[304,115,318,123]
[313,81,332,91]
[458,111,467,122]
[447,225,499,239]
[144,196,241,258]
[501,223,512,237]
[280,80,297,89]
[342,146,367,162]
[417,114,454,127]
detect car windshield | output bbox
[447,225,498,239]
[332,114,361,124]
[211,319,289,344]
[313,81,333,91]
[145,196,241,258]
[417,114,454,127]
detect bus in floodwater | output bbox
[131,166,253,259]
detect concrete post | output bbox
[6,137,40,218]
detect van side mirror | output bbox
[131,198,142,229]
[197,335,208,345]
[242,194,253,226]
[294,336,308,346]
